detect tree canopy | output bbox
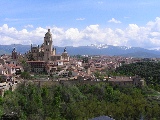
[0,83,160,120]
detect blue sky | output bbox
[1,0,160,49]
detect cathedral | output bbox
[25,29,69,62]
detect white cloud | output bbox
[1,17,160,49]
[76,18,85,21]
[24,24,34,28]
[65,28,83,41]
[147,17,160,32]
[0,24,45,45]
[108,18,121,24]
[85,24,99,33]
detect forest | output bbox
[0,82,160,120]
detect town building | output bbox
[25,29,69,62]
[25,29,70,73]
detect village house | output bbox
[3,64,22,75]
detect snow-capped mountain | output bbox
[91,44,133,50]
[91,44,109,49]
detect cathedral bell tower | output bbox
[44,29,53,62]
[12,47,18,60]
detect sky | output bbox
[0,0,160,49]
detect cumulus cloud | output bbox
[0,24,45,45]
[76,18,85,21]
[108,18,121,24]
[1,17,160,49]
[147,17,160,32]
[65,28,82,41]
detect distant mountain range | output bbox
[0,44,160,58]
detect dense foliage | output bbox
[1,83,160,120]
[115,62,160,91]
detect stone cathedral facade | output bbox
[25,29,69,62]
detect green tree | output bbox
[21,72,31,79]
